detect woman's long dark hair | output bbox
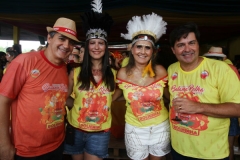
[78,40,115,91]
[125,42,157,77]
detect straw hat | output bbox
[203,46,226,58]
[46,17,80,42]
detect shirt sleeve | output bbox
[217,63,240,103]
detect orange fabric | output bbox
[0,51,68,157]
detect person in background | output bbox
[109,53,118,70]
[68,54,80,63]
[79,44,85,63]
[0,17,79,160]
[203,46,240,160]
[113,13,170,160]
[67,46,80,63]
[168,22,240,160]
[0,51,7,80]
[12,44,22,54]
[72,46,80,56]
[3,50,19,74]
[37,45,47,51]
[121,43,131,67]
[110,51,123,70]
[66,46,81,73]
[64,1,116,160]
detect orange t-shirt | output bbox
[0,51,68,157]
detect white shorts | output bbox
[125,120,170,160]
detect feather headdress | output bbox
[121,13,167,78]
[121,12,167,45]
[81,0,113,42]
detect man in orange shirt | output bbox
[0,17,80,160]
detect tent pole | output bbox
[13,26,20,44]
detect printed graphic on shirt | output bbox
[30,69,40,78]
[39,84,67,129]
[170,91,209,136]
[78,89,110,130]
[127,83,163,121]
[200,70,209,79]
[171,72,178,80]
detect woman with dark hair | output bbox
[64,1,116,160]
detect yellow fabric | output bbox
[168,57,240,159]
[3,68,6,74]
[224,58,233,65]
[67,67,117,131]
[121,57,129,67]
[117,77,169,127]
[142,60,155,77]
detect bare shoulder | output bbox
[154,65,167,79]
[117,67,128,80]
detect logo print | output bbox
[200,70,209,79]
[172,72,178,80]
[31,69,40,78]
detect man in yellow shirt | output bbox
[168,23,240,159]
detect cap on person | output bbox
[46,17,80,42]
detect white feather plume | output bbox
[121,16,142,40]
[91,0,102,13]
[121,12,167,42]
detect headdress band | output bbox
[132,30,156,40]
[86,28,107,41]
[132,34,155,45]
[53,27,77,37]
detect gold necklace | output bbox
[138,74,148,86]
[128,69,149,86]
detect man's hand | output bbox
[172,97,202,114]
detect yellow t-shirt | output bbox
[168,57,240,159]
[67,67,117,131]
[224,58,233,65]
[117,76,169,127]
